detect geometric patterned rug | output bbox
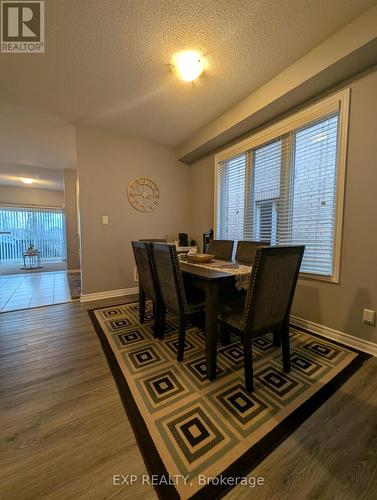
[89,301,369,500]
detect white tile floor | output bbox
[0,271,72,312]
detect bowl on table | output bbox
[187,253,215,264]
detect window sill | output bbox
[298,272,339,284]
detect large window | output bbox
[215,90,349,281]
[0,205,66,264]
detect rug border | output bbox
[88,305,370,500]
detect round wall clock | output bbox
[127,177,160,213]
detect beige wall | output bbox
[64,169,80,271]
[189,68,377,343]
[76,125,191,295]
[189,155,215,252]
[0,185,64,206]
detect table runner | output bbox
[185,259,251,290]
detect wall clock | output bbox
[128,177,160,213]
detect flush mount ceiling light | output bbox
[21,178,34,184]
[171,50,205,82]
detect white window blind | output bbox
[0,205,66,264]
[215,95,347,281]
[216,152,246,242]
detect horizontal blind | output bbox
[281,114,339,276]
[0,205,66,263]
[216,152,246,242]
[215,112,340,277]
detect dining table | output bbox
[180,260,250,381]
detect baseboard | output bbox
[291,315,377,357]
[80,286,139,303]
[67,268,81,273]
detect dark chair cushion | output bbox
[185,285,205,314]
[218,289,246,330]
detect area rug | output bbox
[66,271,81,299]
[89,302,369,499]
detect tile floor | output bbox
[0,271,72,312]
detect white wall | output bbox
[76,125,191,295]
[0,102,76,170]
[0,185,64,206]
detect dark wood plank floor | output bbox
[1,299,376,500]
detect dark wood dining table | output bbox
[180,261,236,381]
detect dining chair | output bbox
[131,241,162,338]
[235,240,270,265]
[218,245,305,392]
[207,239,234,261]
[150,243,205,360]
[203,229,214,253]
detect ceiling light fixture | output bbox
[21,178,34,184]
[172,50,205,82]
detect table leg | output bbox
[205,281,218,381]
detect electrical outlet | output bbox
[363,309,376,326]
[102,215,109,225]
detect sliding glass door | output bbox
[0,205,66,264]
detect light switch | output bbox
[102,215,109,225]
[363,309,376,326]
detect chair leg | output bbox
[152,301,156,317]
[157,306,166,340]
[139,287,146,323]
[177,318,186,362]
[281,322,291,372]
[153,301,161,338]
[243,339,254,392]
[272,330,281,346]
[220,322,231,346]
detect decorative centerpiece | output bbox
[187,253,215,264]
[26,243,38,256]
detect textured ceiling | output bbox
[0,0,376,147]
[0,163,64,191]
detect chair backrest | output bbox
[131,241,158,300]
[139,238,168,242]
[207,239,234,261]
[235,240,270,265]
[151,243,186,315]
[243,246,305,334]
[203,229,214,253]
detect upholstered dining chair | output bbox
[131,241,162,338]
[207,239,234,261]
[218,245,305,392]
[150,243,205,360]
[235,240,270,265]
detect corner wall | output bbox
[76,125,191,295]
[64,169,80,271]
[189,68,377,344]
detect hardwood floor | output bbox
[1,299,376,500]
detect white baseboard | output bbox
[80,286,139,303]
[291,315,377,357]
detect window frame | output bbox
[214,89,350,283]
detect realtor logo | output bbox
[1,1,44,53]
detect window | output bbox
[215,90,349,281]
[216,153,246,242]
[0,205,66,264]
